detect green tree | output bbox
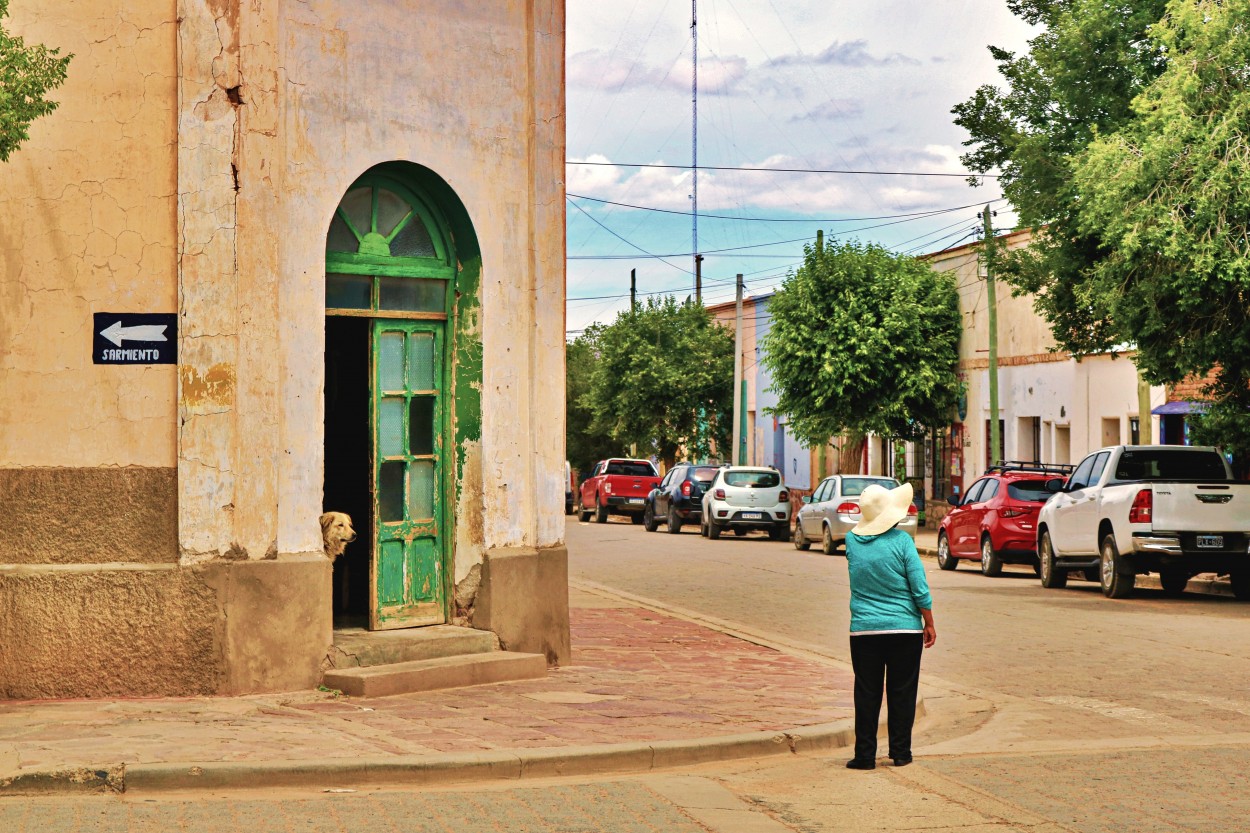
[952,0,1169,356]
[1072,0,1250,472]
[1,0,71,162]
[583,296,733,468]
[760,237,961,448]
[565,333,616,479]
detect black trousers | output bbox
[849,632,923,761]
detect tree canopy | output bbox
[760,237,961,447]
[565,335,617,478]
[1073,0,1250,468]
[579,296,734,468]
[0,0,71,163]
[955,0,1250,470]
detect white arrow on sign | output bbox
[100,321,168,347]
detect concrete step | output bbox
[321,651,547,698]
[328,625,497,669]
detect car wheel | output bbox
[979,535,1003,577]
[1100,534,1134,599]
[630,513,644,525]
[700,519,708,537]
[1038,531,1067,589]
[936,532,957,571]
[708,520,722,540]
[579,501,593,523]
[821,525,838,555]
[643,504,658,532]
[1159,568,1188,597]
[595,498,609,524]
[1083,566,1100,582]
[769,523,788,541]
[667,507,682,534]
[1031,558,1041,577]
[1230,571,1250,601]
[734,528,747,537]
[793,523,811,551]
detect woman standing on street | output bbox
[843,482,936,770]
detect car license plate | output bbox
[1197,535,1223,549]
[629,498,644,505]
[742,512,763,520]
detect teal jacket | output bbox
[846,527,932,634]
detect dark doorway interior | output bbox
[325,316,371,624]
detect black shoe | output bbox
[892,757,912,767]
[845,758,876,770]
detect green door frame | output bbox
[325,172,457,630]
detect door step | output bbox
[327,624,498,669]
[321,651,547,698]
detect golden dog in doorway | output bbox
[320,512,356,561]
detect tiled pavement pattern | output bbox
[926,746,1249,833]
[0,599,854,772]
[0,782,710,833]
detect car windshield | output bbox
[1114,449,1228,481]
[1006,480,1054,502]
[691,466,719,482]
[840,477,899,496]
[605,461,657,476]
[724,470,780,488]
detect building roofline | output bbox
[920,226,1037,261]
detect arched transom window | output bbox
[325,176,454,319]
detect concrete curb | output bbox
[0,713,903,796]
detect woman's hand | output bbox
[920,608,936,648]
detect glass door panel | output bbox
[370,320,445,629]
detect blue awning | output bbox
[1151,400,1207,415]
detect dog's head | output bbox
[319,511,356,560]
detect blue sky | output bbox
[565,0,1036,335]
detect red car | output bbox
[937,462,1073,576]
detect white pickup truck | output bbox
[1037,445,1250,599]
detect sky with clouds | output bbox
[564,0,1037,334]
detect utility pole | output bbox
[691,0,700,292]
[1137,368,1152,444]
[630,268,637,312]
[731,274,743,465]
[983,204,1001,465]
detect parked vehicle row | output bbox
[577,458,662,524]
[935,446,1250,602]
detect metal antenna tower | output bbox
[692,0,701,300]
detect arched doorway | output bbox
[324,170,456,630]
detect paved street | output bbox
[4,517,1248,832]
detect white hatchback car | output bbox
[700,466,791,541]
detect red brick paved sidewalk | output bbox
[0,589,854,780]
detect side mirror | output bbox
[946,494,959,506]
[801,495,812,504]
[1045,478,1065,493]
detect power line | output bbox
[567,160,1002,178]
[566,193,998,223]
[566,197,693,276]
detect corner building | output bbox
[0,0,570,698]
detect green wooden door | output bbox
[371,320,445,629]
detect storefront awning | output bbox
[1151,400,1207,415]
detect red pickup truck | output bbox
[578,458,662,524]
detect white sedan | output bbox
[700,466,791,541]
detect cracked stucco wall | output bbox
[0,2,178,469]
[2,0,567,577]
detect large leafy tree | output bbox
[761,238,961,447]
[1072,0,1250,472]
[1,0,71,162]
[582,297,734,468]
[565,334,617,478]
[952,0,1169,355]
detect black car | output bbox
[642,464,719,534]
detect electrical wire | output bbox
[565,193,999,223]
[568,160,1001,178]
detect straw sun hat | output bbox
[851,482,914,536]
